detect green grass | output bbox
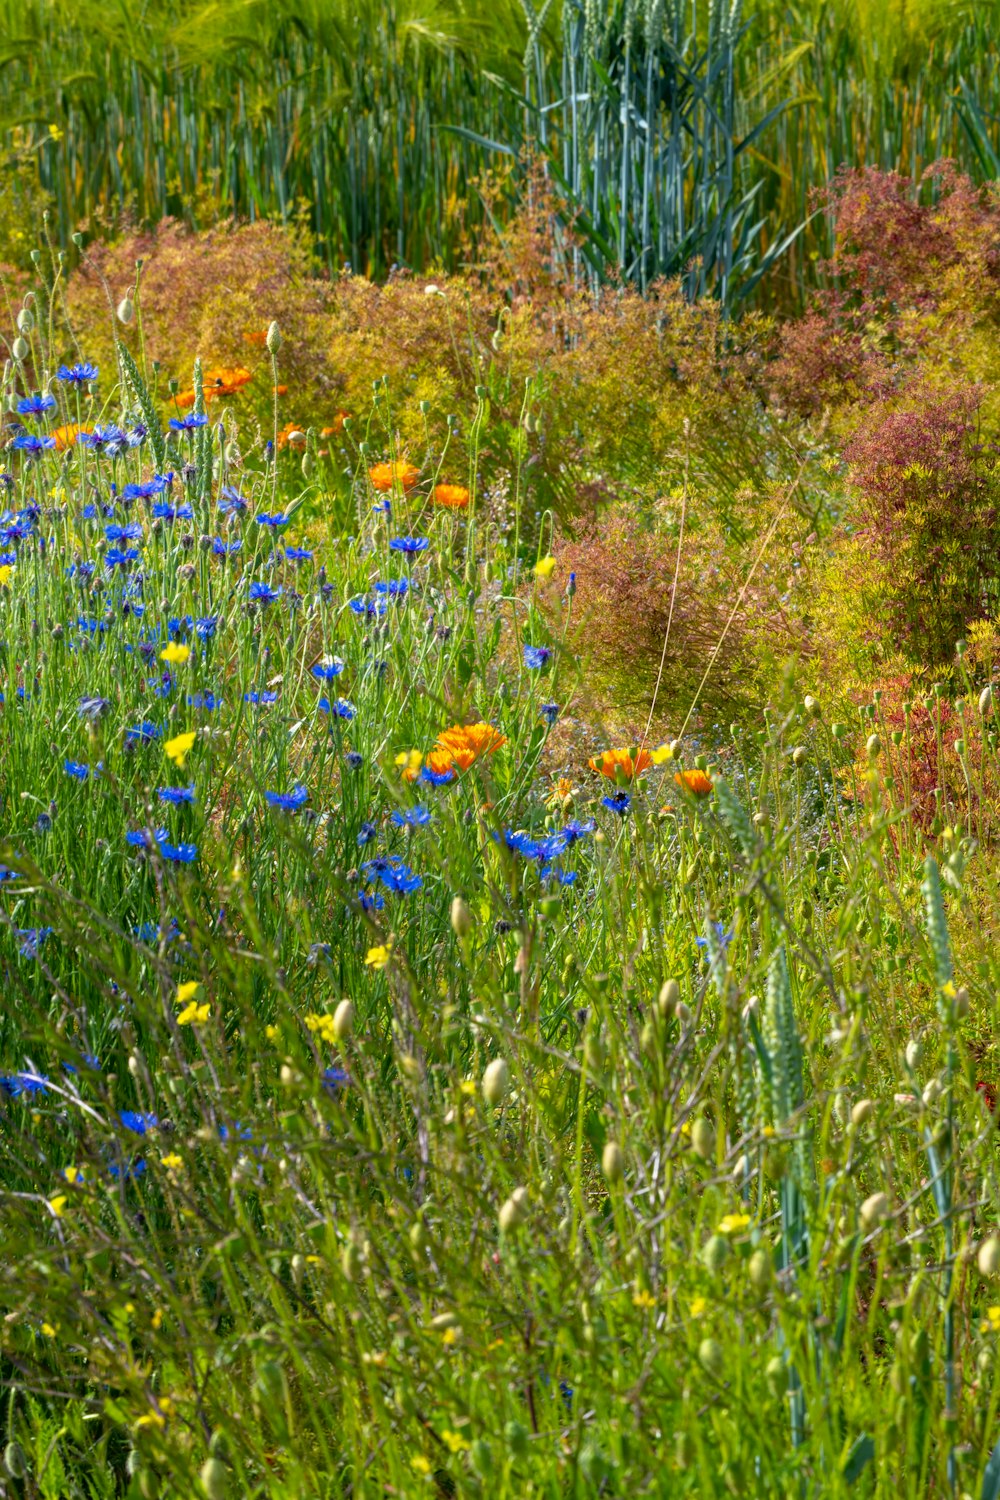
[3,258,1000,1497]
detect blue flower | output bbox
[373,578,409,599]
[249,581,282,604]
[256,512,289,529]
[152,501,193,522]
[265,785,309,812]
[64,758,90,780]
[359,889,385,912]
[563,819,596,843]
[420,763,457,786]
[169,413,209,432]
[389,536,430,555]
[186,692,221,711]
[322,1066,349,1094]
[283,546,313,561]
[311,659,344,681]
[126,828,164,849]
[218,487,248,514]
[17,926,53,958]
[523,645,552,669]
[0,1071,49,1097]
[119,1110,158,1135]
[696,921,734,953]
[357,821,377,845]
[194,616,218,638]
[602,792,632,816]
[122,474,173,501]
[106,546,140,569]
[346,751,364,770]
[158,785,196,804]
[57,362,98,384]
[157,837,198,863]
[78,424,128,456]
[11,433,55,456]
[78,695,109,721]
[540,702,560,724]
[360,856,422,894]
[108,1158,147,1181]
[17,394,56,417]
[391,805,431,828]
[212,537,242,555]
[243,689,278,705]
[105,522,143,542]
[348,595,386,618]
[318,697,355,719]
[125,721,160,744]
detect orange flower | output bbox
[243,330,269,346]
[52,422,87,451]
[433,483,471,510]
[321,412,349,438]
[273,384,288,397]
[276,422,307,450]
[589,747,652,780]
[369,461,419,493]
[674,768,713,797]
[175,367,253,409]
[434,722,507,771]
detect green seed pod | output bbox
[450,896,472,938]
[791,745,807,767]
[4,1441,27,1479]
[851,1098,874,1127]
[702,1233,730,1273]
[601,1140,625,1183]
[505,1419,529,1458]
[16,308,33,334]
[954,738,965,757]
[748,1246,772,1291]
[698,1337,724,1379]
[200,1456,228,1500]
[765,1355,788,1397]
[482,1057,510,1107]
[978,1236,1000,1277]
[690,1117,715,1161]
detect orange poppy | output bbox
[243,330,269,346]
[434,722,507,772]
[674,768,713,797]
[589,747,652,780]
[369,461,419,493]
[52,422,87,451]
[433,483,471,510]
[321,412,349,438]
[276,422,307,451]
[273,384,288,397]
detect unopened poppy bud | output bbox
[341,1241,363,1280]
[866,733,881,760]
[980,685,993,715]
[333,998,354,1040]
[978,1236,1000,1276]
[657,978,679,1016]
[792,745,807,767]
[200,1457,227,1500]
[954,738,965,757]
[16,308,33,334]
[12,337,28,362]
[482,1057,510,1106]
[765,1355,789,1397]
[601,1140,625,1182]
[674,999,692,1024]
[803,694,821,717]
[266,320,282,354]
[450,896,472,938]
[116,296,135,325]
[4,1441,27,1479]
[499,1187,528,1231]
[702,1233,730,1272]
[860,1191,890,1231]
[128,1052,142,1077]
[698,1337,724,1378]
[905,1039,923,1070]
[954,986,970,1018]
[691,1116,715,1161]
[851,1098,874,1126]
[748,1246,772,1290]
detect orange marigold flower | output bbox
[369,461,419,493]
[321,411,349,438]
[175,367,253,410]
[674,768,713,797]
[433,483,471,510]
[52,422,87,451]
[174,388,197,410]
[276,421,307,450]
[588,747,652,780]
[434,721,506,771]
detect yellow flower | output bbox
[265,1024,279,1040]
[41,1322,57,1338]
[689,1296,707,1318]
[305,1012,337,1045]
[411,1456,432,1475]
[365,944,392,970]
[48,123,64,142]
[160,1153,183,1171]
[533,555,556,580]
[441,1431,470,1454]
[440,1326,459,1346]
[632,1288,657,1309]
[63,1166,82,1185]
[160,641,191,666]
[165,730,196,768]
[395,749,423,781]
[135,1412,166,1431]
[650,743,673,765]
[718,1213,752,1235]
[152,1308,164,1330]
[176,981,200,1005]
[177,1001,210,1026]
[48,1195,67,1218]
[0,566,12,588]
[459,1080,477,1096]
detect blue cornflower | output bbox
[78,424,128,455]
[105,522,143,542]
[218,487,248,514]
[212,537,242,555]
[361,856,422,895]
[64,759,90,780]
[17,394,56,417]
[540,863,578,886]
[540,702,560,724]
[357,821,377,845]
[0,473,11,492]
[322,1066,349,1094]
[0,1071,49,1097]
[523,645,552,669]
[389,536,429,554]
[126,828,162,849]
[249,581,282,604]
[17,926,53,958]
[125,722,160,744]
[218,1122,253,1144]
[283,546,313,561]
[373,578,409,599]
[157,837,198,863]
[122,474,173,502]
[563,818,596,843]
[78,695,109,720]
[119,1110,158,1135]
[602,792,632,816]
[318,697,355,719]
[359,890,385,913]
[169,413,208,432]
[696,922,734,953]
[106,546,140,569]
[420,763,457,786]
[167,615,193,637]
[152,500,193,522]
[57,362,98,384]
[255,512,288,529]
[194,616,218,638]
[265,785,309,812]
[243,689,278,705]
[346,751,364,770]
[158,785,196,805]
[11,433,55,456]
[108,1158,147,1181]
[311,659,344,681]
[186,692,221,711]
[391,805,431,828]
[348,595,386,618]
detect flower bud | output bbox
[116,296,135,325]
[803,694,821,718]
[16,308,33,334]
[482,1057,510,1107]
[765,1355,788,1397]
[12,336,29,361]
[905,1039,923,1070]
[702,1233,730,1272]
[980,685,993,716]
[698,1337,724,1379]
[333,998,354,1041]
[791,745,807,767]
[866,733,881,760]
[748,1246,772,1291]
[601,1140,625,1183]
[499,1186,528,1232]
[851,1098,874,1127]
[4,1441,27,1479]
[979,1236,1000,1276]
[860,1191,889,1231]
[450,896,472,938]
[657,978,680,1016]
[954,986,970,1018]
[690,1116,715,1161]
[200,1457,228,1500]
[266,320,282,354]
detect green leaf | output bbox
[841,1434,874,1484]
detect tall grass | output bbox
[1,0,998,306]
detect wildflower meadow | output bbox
[6,10,1000,1499]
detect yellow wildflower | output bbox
[48,123,64,142]
[41,1322,57,1337]
[160,641,191,666]
[441,1431,470,1454]
[689,1296,707,1318]
[152,1308,164,1330]
[165,730,196,768]
[632,1289,657,1309]
[160,1153,183,1171]
[411,1456,432,1475]
[265,1024,279,1040]
[366,944,392,970]
[177,1001,210,1026]
[0,566,12,588]
[650,743,673,765]
[176,981,200,1005]
[718,1212,752,1235]
[395,749,423,782]
[533,555,556,580]
[63,1166,81,1185]
[48,1195,67,1218]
